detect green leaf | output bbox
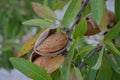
[99,2,108,31]
[114,53,120,66]
[32,2,57,20]
[23,19,53,27]
[52,0,69,10]
[18,28,48,57]
[89,0,104,24]
[51,69,60,80]
[85,51,99,67]
[88,69,97,80]
[72,19,87,39]
[71,67,83,80]
[2,51,14,71]
[104,53,120,74]
[92,46,104,70]
[96,57,112,80]
[105,41,120,56]
[85,53,99,80]
[60,38,80,80]
[115,0,120,21]
[74,45,95,59]
[60,62,71,80]
[104,21,120,41]
[10,57,52,80]
[62,0,82,28]
[68,38,80,61]
[82,5,91,17]
[112,70,120,80]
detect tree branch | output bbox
[77,45,102,69]
[66,0,102,69]
[67,0,89,39]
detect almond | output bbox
[33,55,64,73]
[108,10,116,26]
[85,19,100,36]
[85,14,100,36]
[37,32,68,54]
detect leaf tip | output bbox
[9,57,15,62]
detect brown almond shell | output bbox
[32,52,64,73]
[37,32,68,54]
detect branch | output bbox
[77,45,102,69]
[67,0,89,39]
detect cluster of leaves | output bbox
[9,0,120,80]
[0,0,67,70]
[0,0,35,70]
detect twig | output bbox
[77,45,102,69]
[65,0,102,69]
[67,0,89,39]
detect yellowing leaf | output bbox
[99,1,108,32]
[18,28,48,57]
[32,2,57,20]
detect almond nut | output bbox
[33,55,64,73]
[37,32,68,54]
[85,14,100,36]
[108,10,116,26]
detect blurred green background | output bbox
[0,0,68,71]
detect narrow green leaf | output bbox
[75,45,95,59]
[32,2,57,20]
[60,62,71,80]
[89,0,104,24]
[96,57,112,80]
[88,69,97,80]
[2,51,14,71]
[60,38,80,80]
[85,53,99,80]
[18,28,48,57]
[105,41,120,56]
[51,69,60,80]
[112,70,120,80]
[72,19,87,39]
[104,53,120,74]
[115,0,120,21]
[82,5,91,17]
[99,2,108,31]
[62,0,82,28]
[23,19,53,27]
[114,53,120,66]
[10,57,52,80]
[68,38,80,61]
[52,0,69,10]
[71,67,83,80]
[104,21,120,41]
[92,46,104,70]
[85,51,99,67]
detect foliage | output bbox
[2,0,120,80]
[0,0,68,70]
